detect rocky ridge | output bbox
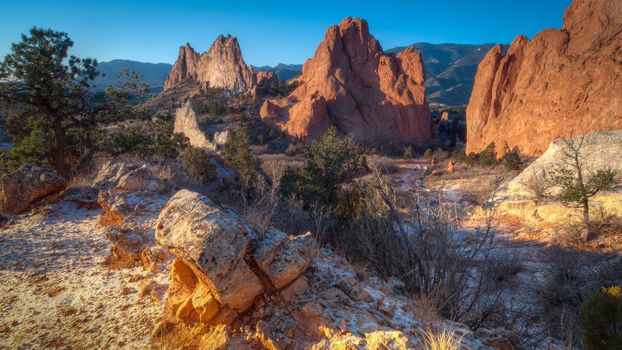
[164,35,277,93]
[466,0,622,157]
[260,17,433,145]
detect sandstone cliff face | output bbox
[164,35,269,93]
[260,17,433,145]
[466,0,622,157]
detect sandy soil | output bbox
[0,200,168,350]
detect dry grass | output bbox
[366,155,400,174]
[65,173,93,189]
[421,328,463,350]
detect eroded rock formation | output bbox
[260,17,433,145]
[174,101,216,150]
[152,189,518,349]
[466,0,622,157]
[0,164,66,214]
[164,35,275,93]
[94,161,174,271]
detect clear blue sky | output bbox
[0,0,573,66]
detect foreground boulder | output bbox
[94,161,173,270]
[466,0,622,157]
[260,17,433,145]
[0,164,66,214]
[153,189,509,349]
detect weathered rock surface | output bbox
[164,35,270,93]
[94,161,173,270]
[260,17,433,145]
[466,0,622,157]
[153,189,510,349]
[0,164,66,214]
[491,130,622,231]
[174,101,217,150]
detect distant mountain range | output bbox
[92,59,172,93]
[95,43,503,106]
[386,43,502,106]
[254,63,303,81]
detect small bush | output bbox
[520,169,551,201]
[403,145,414,160]
[182,147,216,184]
[503,148,522,170]
[367,156,400,174]
[478,142,497,167]
[580,285,622,350]
[422,329,463,350]
[224,128,260,190]
[424,148,434,160]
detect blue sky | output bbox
[0,0,572,66]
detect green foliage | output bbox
[182,146,216,184]
[279,127,362,205]
[0,121,52,175]
[580,285,622,349]
[503,148,522,170]
[552,168,618,206]
[403,145,414,160]
[478,142,497,167]
[224,128,260,190]
[0,27,147,177]
[100,114,188,159]
[423,148,434,160]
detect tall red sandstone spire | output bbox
[260,17,433,145]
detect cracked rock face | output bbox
[260,17,433,145]
[466,0,622,157]
[0,164,66,214]
[164,35,267,93]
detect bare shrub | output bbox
[335,169,504,328]
[519,169,551,202]
[533,245,622,347]
[367,155,400,174]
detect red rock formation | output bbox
[466,0,622,157]
[260,17,433,145]
[164,35,266,93]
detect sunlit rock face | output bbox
[260,17,434,145]
[164,35,276,93]
[466,0,622,157]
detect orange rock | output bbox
[260,17,433,145]
[164,35,273,93]
[466,0,622,157]
[447,159,456,174]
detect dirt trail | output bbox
[0,201,167,350]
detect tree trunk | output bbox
[51,122,70,179]
[582,198,590,241]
